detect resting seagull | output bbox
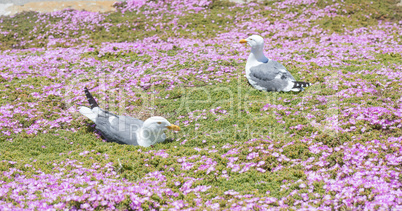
[240,35,311,92]
[79,87,180,147]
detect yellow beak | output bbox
[239,39,247,44]
[166,124,181,131]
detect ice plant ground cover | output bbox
[0,0,402,209]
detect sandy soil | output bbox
[0,0,256,16]
[0,0,120,16]
[2,0,400,17]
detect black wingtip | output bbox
[84,87,99,109]
[293,81,311,90]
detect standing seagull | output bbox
[79,87,180,147]
[240,35,311,92]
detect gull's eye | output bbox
[157,122,162,124]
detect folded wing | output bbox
[79,106,143,145]
[249,60,296,91]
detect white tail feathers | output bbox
[79,106,98,122]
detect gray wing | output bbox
[250,60,295,81]
[95,108,143,145]
[269,60,295,80]
[249,60,295,91]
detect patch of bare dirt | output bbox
[4,1,116,16]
